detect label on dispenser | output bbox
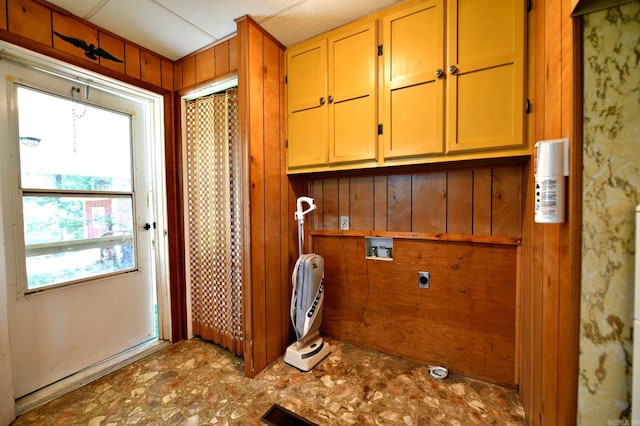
[535,177,564,223]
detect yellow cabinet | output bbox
[382,0,445,160]
[287,21,378,172]
[381,0,526,162]
[287,0,526,173]
[286,39,328,169]
[446,0,525,153]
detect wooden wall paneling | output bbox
[311,178,323,230]
[338,177,349,223]
[410,173,446,233]
[245,19,267,376]
[263,35,285,362]
[522,1,545,422]
[491,166,523,238]
[520,0,580,423]
[349,176,374,230]
[3,0,171,93]
[161,59,173,91]
[167,92,188,342]
[236,16,251,372]
[98,32,125,74]
[280,47,297,350]
[319,235,370,336]
[181,55,196,88]
[229,36,239,71]
[373,175,387,231]
[387,174,412,231]
[556,3,581,423]
[140,50,161,87]
[472,168,492,235]
[318,235,517,386]
[323,178,339,229]
[539,5,563,421]
[237,15,287,378]
[237,17,253,376]
[443,242,516,382]
[541,228,561,425]
[524,161,541,424]
[173,62,183,91]
[52,13,98,61]
[125,43,141,80]
[0,0,7,30]
[7,0,51,46]
[215,40,230,76]
[446,169,473,234]
[195,47,214,83]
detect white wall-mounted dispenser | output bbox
[534,138,569,224]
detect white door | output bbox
[1,59,157,398]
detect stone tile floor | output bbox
[13,338,526,425]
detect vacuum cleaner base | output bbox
[284,336,331,372]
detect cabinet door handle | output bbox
[319,97,325,105]
[448,65,458,74]
[328,95,334,103]
[434,69,444,79]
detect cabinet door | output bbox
[287,40,328,168]
[446,0,525,152]
[328,21,378,164]
[382,0,445,160]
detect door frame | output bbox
[0,41,171,420]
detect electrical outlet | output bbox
[340,216,349,230]
[418,271,430,288]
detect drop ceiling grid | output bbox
[44,0,404,60]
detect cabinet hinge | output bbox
[378,124,383,135]
[527,0,532,12]
[285,75,288,84]
[378,45,383,56]
[525,99,532,114]
[285,139,288,148]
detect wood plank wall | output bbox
[309,164,523,239]
[237,16,302,378]
[519,1,581,424]
[0,0,173,93]
[173,37,238,92]
[317,235,518,386]
[306,164,523,386]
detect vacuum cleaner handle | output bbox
[295,197,316,222]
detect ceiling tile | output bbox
[155,0,294,40]
[259,0,400,46]
[45,0,107,18]
[90,0,216,60]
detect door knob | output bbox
[434,69,444,78]
[319,97,325,105]
[448,65,458,74]
[328,95,334,103]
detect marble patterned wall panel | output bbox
[579,2,640,424]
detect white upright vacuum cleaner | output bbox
[284,197,331,371]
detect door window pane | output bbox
[17,86,132,192]
[16,85,137,291]
[23,196,135,290]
